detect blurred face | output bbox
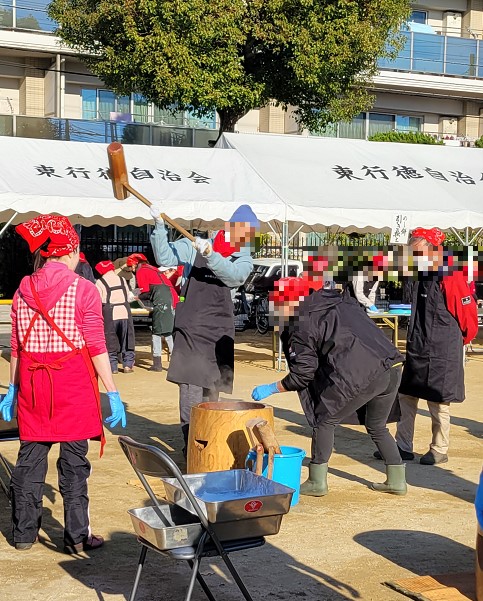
[225,222,256,250]
[164,268,176,278]
[411,239,443,273]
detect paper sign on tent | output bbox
[390,213,411,244]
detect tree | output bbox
[49,0,411,138]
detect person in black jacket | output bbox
[252,277,406,497]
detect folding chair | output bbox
[119,436,265,601]
[0,417,19,500]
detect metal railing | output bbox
[0,114,218,147]
[378,31,483,79]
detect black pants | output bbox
[10,440,91,546]
[312,367,402,466]
[109,319,135,371]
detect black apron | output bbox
[399,279,465,403]
[167,253,235,392]
[99,277,136,354]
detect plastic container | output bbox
[246,445,306,506]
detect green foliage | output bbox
[49,0,411,136]
[474,136,483,148]
[368,131,444,145]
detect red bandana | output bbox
[127,253,148,267]
[270,277,312,304]
[95,260,115,276]
[16,215,79,258]
[412,227,445,246]
[212,230,237,258]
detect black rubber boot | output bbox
[371,464,407,495]
[300,463,328,497]
[149,356,163,372]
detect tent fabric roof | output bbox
[0,137,285,228]
[217,132,483,232]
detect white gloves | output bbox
[193,236,213,257]
[150,203,164,225]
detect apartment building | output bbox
[0,1,482,144]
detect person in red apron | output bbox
[0,215,127,553]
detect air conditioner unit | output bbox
[439,116,458,136]
[443,12,462,37]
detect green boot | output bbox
[300,463,328,497]
[371,464,407,496]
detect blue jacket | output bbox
[150,223,253,289]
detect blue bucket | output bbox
[246,445,306,506]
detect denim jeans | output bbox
[152,334,174,357]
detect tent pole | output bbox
[469,228,483,246]
[450,227,465,245]
[0,212,18,239]
[277,220,289,372]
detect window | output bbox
[410,10,427,24]
[339,113,366,139]
[368,113,395,137]
[82,89,131,120]
[396,115,422,132]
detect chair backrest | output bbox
[118,436,210,529]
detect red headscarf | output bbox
[127,253,148,267]
[16,215,79,258]
[270,277,312,305]
[95,260,115,276]
[411,227,445,246]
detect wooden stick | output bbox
[255,444,264,476]
[123,183,195,241]
[254,420,282,455]
[267,446,275,480]
[107,142,195,242]
[245,418,266,449]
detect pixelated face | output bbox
[410,239,443,273]
[225,222,256,250]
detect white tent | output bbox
[218,132,483,233]
[0,137,285,228]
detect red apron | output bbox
[17,278,105,455]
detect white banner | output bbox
[220,133,483,231]
[0,137,285,227]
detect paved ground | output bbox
[0,327,481,601]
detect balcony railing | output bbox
[378,31,483,79]
[0,114,219,147]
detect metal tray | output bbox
[162,470,294,523]
[128,504,203,550]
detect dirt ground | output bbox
[0,327,481,601]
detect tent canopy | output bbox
[0,137,285,229]
[217,132,483,233]
[2,133,483,235]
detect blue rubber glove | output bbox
[0,384,18,422]
[368,305,379,312]
[251,382,279,402]
[476,472,483,530]
[105,391,127,428]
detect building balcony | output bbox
[0,114,218,147]
[378,31,483,79]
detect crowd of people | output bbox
[0,208,480,553]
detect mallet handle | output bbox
[123,183,195,242]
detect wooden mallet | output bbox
[107,142,195,241]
